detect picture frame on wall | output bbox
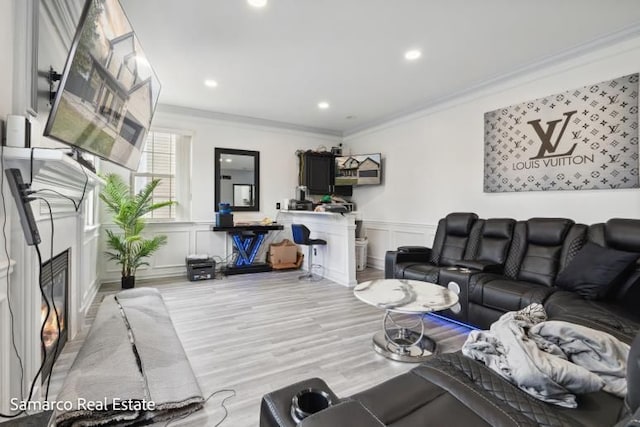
[484,73,639,193]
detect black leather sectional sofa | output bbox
[260,213,640,427]
[386,213,640,340]
[261,334,640,427]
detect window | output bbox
[132,130,191,220]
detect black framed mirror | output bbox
[215,147,260,212]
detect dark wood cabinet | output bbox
[300,152,335,194]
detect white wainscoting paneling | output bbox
[194,229,220,257]
[100,222,219,283]
[99,219,438,283]
[362,220,437,270]
[79,226,100,319]
[362,227,388,269]
[145,230,191,270]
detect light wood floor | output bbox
[48,268,471,426]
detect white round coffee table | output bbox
[354,279,458,362]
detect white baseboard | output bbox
[100,267,188,285]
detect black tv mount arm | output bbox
[48,66,62,104]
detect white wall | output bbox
[344,36,640,269]
[155,108,340,222]
[99,109,341,282]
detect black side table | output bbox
[438,267,473,324]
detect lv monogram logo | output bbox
[608,124,620,134]
[609,154,620,163]
[571,130,582,139]
[528,111,578,160]
[607,94,619,104]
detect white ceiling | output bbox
[121,0,640,136]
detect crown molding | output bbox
[343,23,640,139]
[158,23,640,141]
[156,104,342,138]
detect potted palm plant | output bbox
[100,173,174,289]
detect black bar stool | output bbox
[291,224,327,280]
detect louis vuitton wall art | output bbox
[484,74,639,193]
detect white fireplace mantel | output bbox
[2,147,105,216]
[2,146,104,190]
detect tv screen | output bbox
[335,153,382,186]
[43,0,161,171]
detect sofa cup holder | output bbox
[290,388,333,423]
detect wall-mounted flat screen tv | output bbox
[43,0,161,171]
[335,153,382,186]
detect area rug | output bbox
[55,288,204,426]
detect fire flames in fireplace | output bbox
[41,305,65,350]
[41,249,69,383]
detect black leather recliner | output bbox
[467,218,587,329]
[438,217,516,323]
[457,217,516,272]
[545,218,640,343]
[621,332,640,426]
[384,212,478,283]
[260,332,640,427]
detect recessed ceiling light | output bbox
[204,79,218,88]
[248,0,268,8]
[404,49,422,61]
[318,101,330,110]
[225,158,232,162]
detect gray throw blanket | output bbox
[55,288,204,426]
[462,303,630,408]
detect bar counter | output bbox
[277,210,358,286]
